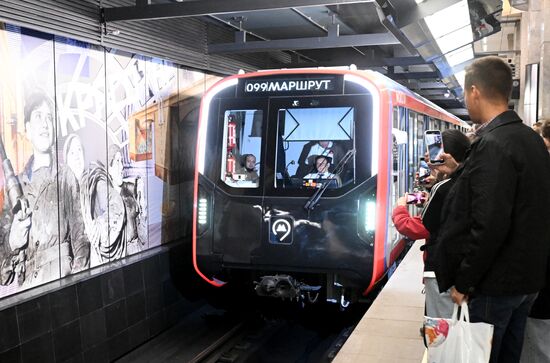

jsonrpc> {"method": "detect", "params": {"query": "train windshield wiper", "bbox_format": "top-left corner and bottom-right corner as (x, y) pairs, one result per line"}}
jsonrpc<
(304, 148), (356, 211)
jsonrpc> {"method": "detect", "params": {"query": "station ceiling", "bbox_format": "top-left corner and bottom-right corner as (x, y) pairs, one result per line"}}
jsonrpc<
(101, 0), (495, 120)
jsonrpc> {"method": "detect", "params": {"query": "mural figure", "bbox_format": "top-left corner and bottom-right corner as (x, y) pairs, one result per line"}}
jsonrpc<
(81, 144), (147, 265)
(0, 92), (90, 287)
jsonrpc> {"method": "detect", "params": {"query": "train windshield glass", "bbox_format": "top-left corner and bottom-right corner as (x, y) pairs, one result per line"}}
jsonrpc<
(220, 109), (263, 188)
(275, 106), (355, 189)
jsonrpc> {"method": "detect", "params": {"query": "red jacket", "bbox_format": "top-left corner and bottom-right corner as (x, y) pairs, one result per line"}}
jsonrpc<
(391, 205), (429, 241)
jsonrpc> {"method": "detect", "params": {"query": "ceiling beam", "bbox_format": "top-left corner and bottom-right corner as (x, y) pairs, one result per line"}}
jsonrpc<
(275, 55), (427, 68)
(103, 0), (375, 22)
(388, 71), (439, 80)
(208, 32), (399, 53)
(446, 108), (469, 116)
(412, 81), (447, 89)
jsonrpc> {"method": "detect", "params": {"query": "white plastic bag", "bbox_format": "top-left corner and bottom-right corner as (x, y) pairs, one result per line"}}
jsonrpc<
(424, 302), (494, 363)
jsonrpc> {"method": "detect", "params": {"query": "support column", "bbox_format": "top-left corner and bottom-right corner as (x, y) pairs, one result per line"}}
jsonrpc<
(538, 0), (550, 119)
(517, 0), (544, 123)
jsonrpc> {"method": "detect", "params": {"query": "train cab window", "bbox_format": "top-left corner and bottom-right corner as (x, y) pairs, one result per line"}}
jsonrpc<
(220, 109), (263, 188)
(274, 106), (355, 189)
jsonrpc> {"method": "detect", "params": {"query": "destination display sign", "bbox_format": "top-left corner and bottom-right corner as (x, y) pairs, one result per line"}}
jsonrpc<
(239, 75), (343, 96)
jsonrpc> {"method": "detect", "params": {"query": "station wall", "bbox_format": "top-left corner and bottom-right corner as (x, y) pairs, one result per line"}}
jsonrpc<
(0, 23), (221, 300)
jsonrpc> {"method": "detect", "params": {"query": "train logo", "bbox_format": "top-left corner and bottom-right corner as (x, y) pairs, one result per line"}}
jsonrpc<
(270, 217), (293, 244)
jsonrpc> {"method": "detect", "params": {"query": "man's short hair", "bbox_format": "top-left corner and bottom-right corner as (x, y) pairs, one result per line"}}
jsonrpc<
(315, 155), (332, 164)
(541, 120), (550, 140)
(465, 56), (512, 103)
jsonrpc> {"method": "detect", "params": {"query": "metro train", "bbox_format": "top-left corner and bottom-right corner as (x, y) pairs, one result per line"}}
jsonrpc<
(192, 67), (468, 306)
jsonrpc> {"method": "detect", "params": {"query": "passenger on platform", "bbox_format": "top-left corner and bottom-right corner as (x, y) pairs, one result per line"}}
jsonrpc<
(532, 121), (543, 135)
(392, 129), (470, 319)
(538, 119), (550, 154)
(521, 118), (550, 362)
(241, 154), (259, 183)
(431, 56), (550, 363)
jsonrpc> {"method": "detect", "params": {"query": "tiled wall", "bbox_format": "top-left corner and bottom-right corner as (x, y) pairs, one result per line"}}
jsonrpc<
(0, 242), (200, 363)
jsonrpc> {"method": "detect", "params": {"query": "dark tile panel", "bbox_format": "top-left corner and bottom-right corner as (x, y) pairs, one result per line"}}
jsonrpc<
(142, 256), (161, 289)
(145, 286), (164, 317)
(108, 330), (129, 362)
(20, 332), (54, 363)
(158, 251), (171, 282)
(126, 291), (146, 327)
(77, 278), (103, 316)
(60, 353), (84, 363)
(127, 320), (149, 349)
(147, 309), (167, 338)
(82, 342), (109, 363)
(123, 262), (144, 296)
(53, 320), (82, 362)
(0, 307), (20, 353)
(16, 295), (51, 344)
(101, 270), (125, 306)
(105, 299), (127, 338)
(49, 285), (79, 329)
(80, 308), (106, 350)
(162, 280), (181, 306)
(0, 346), (21, 363)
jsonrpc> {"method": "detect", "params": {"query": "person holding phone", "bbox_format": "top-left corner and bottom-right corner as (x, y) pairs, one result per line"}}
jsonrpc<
(392, 129), (470, 319)
(431, 56), (550, 363)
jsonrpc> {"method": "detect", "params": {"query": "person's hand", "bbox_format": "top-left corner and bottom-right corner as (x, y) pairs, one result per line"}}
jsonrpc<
(397, 194), (408, 207)
(429, 153), (459, 176)
(450, 286), (468, 305)
(9, 207), (32, 250)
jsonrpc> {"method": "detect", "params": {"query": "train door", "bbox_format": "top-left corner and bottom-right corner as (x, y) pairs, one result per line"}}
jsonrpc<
(408, 110), (417, 189)
(389, 107), (408, 249)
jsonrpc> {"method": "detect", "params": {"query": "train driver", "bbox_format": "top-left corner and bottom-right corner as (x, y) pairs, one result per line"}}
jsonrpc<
(303, 155), (341, 186)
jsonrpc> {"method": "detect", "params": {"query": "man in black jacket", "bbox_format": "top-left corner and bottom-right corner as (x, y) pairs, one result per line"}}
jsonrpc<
(432, 56), (550, 363)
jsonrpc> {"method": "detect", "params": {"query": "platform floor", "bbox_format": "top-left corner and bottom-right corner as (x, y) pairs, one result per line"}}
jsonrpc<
(334, 241), (426, 363)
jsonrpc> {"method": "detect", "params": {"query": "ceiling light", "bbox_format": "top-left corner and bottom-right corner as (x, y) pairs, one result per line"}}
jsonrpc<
(415, 0), (425, 3)
(455, 70), (466, 89)
(424, 0), (470, 39)
(435, 26), (473, 54)
(445, 44), (474, 67)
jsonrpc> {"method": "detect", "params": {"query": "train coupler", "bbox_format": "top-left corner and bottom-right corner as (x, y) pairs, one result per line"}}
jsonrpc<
(254, 275), (321, 301)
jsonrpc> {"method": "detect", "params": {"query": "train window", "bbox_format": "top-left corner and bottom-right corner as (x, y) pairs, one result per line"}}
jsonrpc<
(274, 106), (355, 189)
(416, 114), (425, 161)
(220, 109), (263, 188)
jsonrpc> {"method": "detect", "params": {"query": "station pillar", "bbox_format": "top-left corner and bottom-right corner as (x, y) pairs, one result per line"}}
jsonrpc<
(517, 0), (550, 122)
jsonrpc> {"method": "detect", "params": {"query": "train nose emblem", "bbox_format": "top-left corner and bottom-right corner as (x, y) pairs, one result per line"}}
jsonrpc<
(270, 216), (294, 244)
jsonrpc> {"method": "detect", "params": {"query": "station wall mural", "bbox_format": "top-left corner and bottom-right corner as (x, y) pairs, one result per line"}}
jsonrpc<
(0, 23), (220, 299)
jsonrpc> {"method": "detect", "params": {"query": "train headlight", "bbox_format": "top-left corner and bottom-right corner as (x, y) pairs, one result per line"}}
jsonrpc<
(197, 189), (211, 235)
(198, 198), (208, 225)
(365, 200), (376, 232)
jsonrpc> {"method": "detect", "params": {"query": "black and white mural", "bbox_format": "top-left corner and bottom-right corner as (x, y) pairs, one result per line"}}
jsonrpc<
(0, 24), (220, 298)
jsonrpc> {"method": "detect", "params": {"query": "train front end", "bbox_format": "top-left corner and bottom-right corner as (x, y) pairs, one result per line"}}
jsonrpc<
(193, 71), (390, 305)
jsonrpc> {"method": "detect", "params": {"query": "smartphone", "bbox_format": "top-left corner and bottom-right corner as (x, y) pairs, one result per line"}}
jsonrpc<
(425, 130), (444, 164)
(406, 192), (426, 205)
(418, 159), (431, 182)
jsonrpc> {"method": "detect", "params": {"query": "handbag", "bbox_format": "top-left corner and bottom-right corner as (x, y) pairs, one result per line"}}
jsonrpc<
(424, 302), (494, 363)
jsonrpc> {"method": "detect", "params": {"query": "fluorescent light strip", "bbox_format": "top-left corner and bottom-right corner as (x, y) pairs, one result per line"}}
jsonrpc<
(445, 44), (474, 67)
(424, 0), (470, 39)
(435, 26), (474, 55)
(344, 74), (380, 176)
(197, 78), (238, 174)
